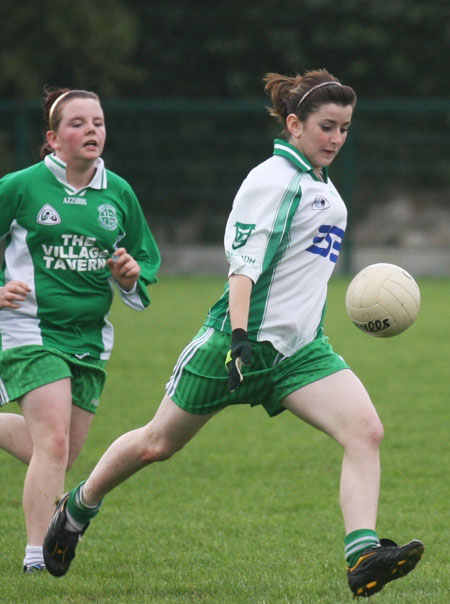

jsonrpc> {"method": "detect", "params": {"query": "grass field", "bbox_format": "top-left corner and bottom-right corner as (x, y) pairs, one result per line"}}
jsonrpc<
(0, 276), (449, 604)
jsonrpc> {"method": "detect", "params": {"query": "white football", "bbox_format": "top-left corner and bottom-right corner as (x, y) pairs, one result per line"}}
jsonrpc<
(345, 263), (421, 337)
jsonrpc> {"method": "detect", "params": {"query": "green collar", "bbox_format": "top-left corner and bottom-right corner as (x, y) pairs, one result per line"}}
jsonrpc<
(273, 139), (328, 183)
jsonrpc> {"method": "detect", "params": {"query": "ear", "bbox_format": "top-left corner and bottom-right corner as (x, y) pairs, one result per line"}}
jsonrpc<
(46, 130), (59, 150)
(286, 113), (303, 139)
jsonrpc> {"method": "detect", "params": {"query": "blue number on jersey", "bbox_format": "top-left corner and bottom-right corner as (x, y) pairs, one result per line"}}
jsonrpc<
(307, 225), (345, 263)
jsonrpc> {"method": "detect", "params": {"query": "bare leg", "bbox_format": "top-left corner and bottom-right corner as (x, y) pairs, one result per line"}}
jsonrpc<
(82, 395), (217, 506)
(0, 412), (33, 463)
(0, 405), (94, 468)
(20, 379), (72, 546)
(282, 369), (383, 533)
(66, 405), (95, 469)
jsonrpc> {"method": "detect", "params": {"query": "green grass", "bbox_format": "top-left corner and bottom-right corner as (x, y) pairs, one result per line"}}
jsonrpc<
(1, 276), (449, 603)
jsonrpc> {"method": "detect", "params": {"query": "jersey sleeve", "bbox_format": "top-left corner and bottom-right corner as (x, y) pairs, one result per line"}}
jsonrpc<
(0, 173), (23, 239)
(224, 166), (302, 283)
(115, 186), (161, 310)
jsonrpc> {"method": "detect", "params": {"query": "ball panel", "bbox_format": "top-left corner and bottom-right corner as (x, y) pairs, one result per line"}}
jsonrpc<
(380, 279), (420, 324)
(384, 272), (421, 312)
(377, 287), (413, 333)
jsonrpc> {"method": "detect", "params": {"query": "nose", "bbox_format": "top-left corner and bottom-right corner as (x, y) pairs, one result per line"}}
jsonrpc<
(330, 129), (345, 147)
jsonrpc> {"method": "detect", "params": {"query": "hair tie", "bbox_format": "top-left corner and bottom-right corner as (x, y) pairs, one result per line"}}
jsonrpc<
(296, 81), (341, 112)
(48, 91), (71, 130)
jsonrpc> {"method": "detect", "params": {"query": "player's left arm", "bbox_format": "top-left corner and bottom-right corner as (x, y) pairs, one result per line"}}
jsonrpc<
(111, 188), (161, 310)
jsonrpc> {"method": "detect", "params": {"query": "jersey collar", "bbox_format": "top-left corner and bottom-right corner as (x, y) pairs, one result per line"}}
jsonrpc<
(44, 153), (108, 195)
(273, 139), (328, 183)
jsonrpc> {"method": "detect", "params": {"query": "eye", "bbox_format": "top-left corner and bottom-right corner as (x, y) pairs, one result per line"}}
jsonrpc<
(321, 125), (332, 132)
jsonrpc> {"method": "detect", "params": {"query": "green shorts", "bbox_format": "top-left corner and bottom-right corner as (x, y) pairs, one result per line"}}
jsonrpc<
(166, 326), (349, 417)
(0, 345), (107, 414)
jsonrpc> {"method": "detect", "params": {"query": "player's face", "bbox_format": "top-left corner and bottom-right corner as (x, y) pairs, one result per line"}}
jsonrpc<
(292, 103), (353, 173)
(51, 98), (106, 165)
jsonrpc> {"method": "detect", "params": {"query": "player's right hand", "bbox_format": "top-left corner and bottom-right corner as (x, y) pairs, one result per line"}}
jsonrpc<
(225, 328), (252, 392)
(0, 281), (31, 309)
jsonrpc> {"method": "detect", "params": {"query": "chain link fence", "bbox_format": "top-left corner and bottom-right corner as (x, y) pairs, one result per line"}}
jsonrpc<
(1, 98), (449, 274)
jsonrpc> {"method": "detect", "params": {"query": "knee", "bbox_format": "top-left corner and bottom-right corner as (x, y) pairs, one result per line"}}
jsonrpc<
(361, 415), (384, 450)
(139, 442), (176, 464)
(138, 426), (180, 465)
(36, 430), (69, 465)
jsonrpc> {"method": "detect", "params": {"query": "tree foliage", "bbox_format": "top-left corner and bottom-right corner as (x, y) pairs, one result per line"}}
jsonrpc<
(0, 0), (143, 98)
(1, 0), (450, 100)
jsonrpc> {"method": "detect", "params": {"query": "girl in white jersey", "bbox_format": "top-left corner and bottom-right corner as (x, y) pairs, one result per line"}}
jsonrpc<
(43, 71), (423, 598)
(0, 88), (160, 573)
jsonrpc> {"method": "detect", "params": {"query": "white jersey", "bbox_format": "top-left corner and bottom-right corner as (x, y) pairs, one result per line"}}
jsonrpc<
(205, 139), (347, 357)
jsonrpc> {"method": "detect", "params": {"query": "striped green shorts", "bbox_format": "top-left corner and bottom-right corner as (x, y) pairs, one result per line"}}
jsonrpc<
(0, 345), (107, 414)
(166, 326), (349, 417)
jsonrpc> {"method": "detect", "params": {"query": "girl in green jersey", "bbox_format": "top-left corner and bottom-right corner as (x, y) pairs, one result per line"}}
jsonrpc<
(0, 88), (160, 572)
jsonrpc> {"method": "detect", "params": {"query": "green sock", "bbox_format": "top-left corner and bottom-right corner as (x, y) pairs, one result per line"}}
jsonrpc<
(345, 529), (380, 568)
(67, 481), (103, 525)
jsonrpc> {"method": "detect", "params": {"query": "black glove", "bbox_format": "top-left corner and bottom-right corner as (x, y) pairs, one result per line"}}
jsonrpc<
(225, 328), (252, 392)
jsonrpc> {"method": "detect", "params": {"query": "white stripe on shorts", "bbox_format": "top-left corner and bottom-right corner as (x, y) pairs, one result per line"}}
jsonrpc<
(166, 327), (215, 397)
(0, 377), (10, 404)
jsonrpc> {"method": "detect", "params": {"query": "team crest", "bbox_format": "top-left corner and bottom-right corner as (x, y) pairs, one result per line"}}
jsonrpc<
(232, 222), (256, 250)
(97, 204), (118, 231)
(36, 204), (61, 225)
(312, 195), (330, 210)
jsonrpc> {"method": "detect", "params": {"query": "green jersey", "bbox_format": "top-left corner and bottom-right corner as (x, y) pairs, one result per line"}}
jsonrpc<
(0, 154), (160, 359)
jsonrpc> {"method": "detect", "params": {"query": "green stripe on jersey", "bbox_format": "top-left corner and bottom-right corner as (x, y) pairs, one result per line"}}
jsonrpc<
(248, 171), (303, 333)
(204, 171), (303, 337)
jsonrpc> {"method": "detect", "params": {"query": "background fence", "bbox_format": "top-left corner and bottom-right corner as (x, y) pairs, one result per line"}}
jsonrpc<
(1, 98), (449, 274)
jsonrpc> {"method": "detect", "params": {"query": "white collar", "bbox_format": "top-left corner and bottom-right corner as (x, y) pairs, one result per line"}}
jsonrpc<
(44, 153), (108, 195)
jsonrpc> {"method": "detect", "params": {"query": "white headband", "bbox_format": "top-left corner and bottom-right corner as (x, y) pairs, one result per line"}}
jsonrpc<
(296, 81), (341, 111)
(48, 91), (72, 130)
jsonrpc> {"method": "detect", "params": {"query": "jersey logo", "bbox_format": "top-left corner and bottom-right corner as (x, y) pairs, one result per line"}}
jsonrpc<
(97, 204), (118, 231)
(232, 222), (256, 249)
(36, 204), (61, 225)
(63, 196), (87, 206)
(307, 224), (345, 263)
(312, 195), (330, 210)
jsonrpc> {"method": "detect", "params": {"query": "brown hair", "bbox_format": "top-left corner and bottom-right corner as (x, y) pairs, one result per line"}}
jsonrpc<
(40, 86), (101, 158)
(263, 69), (356, 134)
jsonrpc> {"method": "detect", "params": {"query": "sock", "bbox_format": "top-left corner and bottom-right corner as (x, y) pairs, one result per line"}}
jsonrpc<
(65, 481), (103, 530)
(345, 529), (380, 568)
(65, 508), (88, 533)
(23, 545), (45, 569)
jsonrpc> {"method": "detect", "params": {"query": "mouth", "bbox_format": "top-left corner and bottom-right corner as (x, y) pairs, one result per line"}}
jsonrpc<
(83, 140), (98, 149)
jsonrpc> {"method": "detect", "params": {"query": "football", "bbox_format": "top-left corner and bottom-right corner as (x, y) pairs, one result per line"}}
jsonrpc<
(345, 263), (421, 337)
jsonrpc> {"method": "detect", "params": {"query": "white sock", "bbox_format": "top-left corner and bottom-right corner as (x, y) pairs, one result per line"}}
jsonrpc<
(77, 484), (100, 509)
(65, 508), (88, 532)
(23, 545), (44, 568)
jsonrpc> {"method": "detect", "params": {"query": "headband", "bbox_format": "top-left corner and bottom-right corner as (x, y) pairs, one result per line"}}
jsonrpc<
(296, 81), (341, 111)
(48, 91), (72, 130)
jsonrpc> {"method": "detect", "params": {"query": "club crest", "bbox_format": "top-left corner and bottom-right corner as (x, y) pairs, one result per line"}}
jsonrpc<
(97, 204), (118, 231)
(232, 222), (256, 250)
